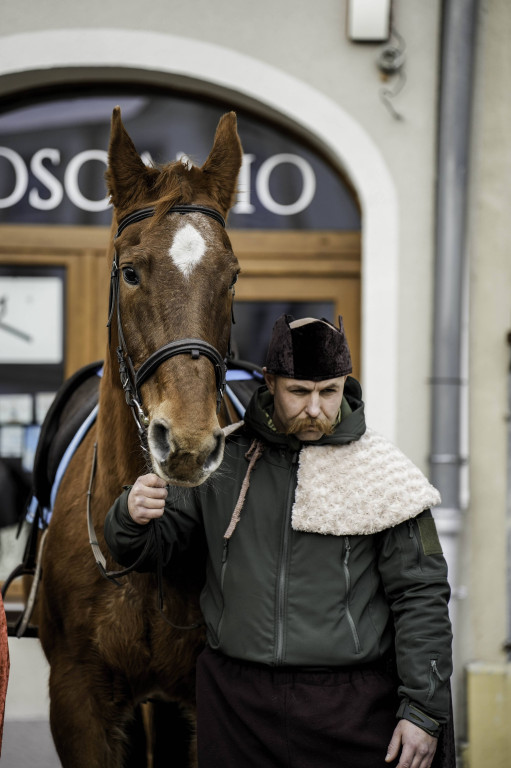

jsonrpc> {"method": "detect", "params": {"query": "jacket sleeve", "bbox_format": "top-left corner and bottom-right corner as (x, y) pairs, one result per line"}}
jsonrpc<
(377, 509), (453, 727)
(104, 486), (202, 573)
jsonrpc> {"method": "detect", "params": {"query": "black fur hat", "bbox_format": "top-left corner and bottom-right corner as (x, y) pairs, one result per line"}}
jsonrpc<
(265, 315), (352, 381)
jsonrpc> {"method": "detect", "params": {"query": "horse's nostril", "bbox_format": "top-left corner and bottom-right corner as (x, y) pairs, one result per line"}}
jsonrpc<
(204, 430), (225, 472)
(149, 420), (173, 463)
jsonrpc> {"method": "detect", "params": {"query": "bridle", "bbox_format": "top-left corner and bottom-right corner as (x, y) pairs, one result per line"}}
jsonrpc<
(87, 203), (232, 627)
(107, 204), (230, 440)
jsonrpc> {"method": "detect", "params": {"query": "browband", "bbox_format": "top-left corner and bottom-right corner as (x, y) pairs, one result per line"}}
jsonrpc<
(115, 204), (226, 238)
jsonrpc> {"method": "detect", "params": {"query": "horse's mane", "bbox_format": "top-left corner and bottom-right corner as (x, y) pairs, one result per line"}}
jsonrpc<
(151, 161), (202, 222)
(105, 158), (192, 220)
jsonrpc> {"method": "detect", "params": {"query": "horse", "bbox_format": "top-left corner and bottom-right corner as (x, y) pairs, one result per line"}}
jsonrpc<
(36, 106), (243, 768)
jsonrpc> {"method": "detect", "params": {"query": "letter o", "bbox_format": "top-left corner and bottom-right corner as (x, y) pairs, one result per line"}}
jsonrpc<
(256, 153), (316, 216)
(0, 147), (28, 208)
(64, 150), (110, 212)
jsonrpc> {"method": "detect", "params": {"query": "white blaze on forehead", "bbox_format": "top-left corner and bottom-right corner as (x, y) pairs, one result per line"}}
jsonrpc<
(169, 222), (206, 277)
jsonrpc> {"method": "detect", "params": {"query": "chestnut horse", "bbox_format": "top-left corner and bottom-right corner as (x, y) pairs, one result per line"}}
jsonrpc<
(37, 107), (243, 767)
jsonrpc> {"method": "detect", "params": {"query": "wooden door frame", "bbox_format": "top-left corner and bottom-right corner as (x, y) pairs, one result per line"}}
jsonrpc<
(229, 230), (361, 376)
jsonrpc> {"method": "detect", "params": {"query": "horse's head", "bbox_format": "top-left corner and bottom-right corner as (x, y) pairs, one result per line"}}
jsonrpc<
(105, 108), (243, 486)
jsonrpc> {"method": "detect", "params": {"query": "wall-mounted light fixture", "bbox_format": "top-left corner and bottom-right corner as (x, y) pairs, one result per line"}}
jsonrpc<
(346, 1), (405, 120)
(347, 0), (393, 43)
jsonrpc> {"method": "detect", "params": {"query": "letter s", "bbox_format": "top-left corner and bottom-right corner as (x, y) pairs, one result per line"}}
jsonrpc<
(29, 148), (64, 210)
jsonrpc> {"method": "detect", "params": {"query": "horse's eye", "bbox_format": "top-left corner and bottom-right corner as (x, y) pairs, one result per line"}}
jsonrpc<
(230, 272), (239, 289)
(122, 267), (139, 285)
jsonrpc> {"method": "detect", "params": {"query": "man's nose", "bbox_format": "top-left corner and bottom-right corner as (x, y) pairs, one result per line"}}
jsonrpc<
(305, 394), (321, 417)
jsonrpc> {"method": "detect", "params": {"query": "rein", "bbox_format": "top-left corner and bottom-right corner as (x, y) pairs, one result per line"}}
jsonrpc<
(107, 204), (228, 440)
(87, 443), (203, 631)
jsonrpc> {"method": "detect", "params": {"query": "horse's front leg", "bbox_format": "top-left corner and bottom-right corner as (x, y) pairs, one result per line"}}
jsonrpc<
(48, 657), (147, 768)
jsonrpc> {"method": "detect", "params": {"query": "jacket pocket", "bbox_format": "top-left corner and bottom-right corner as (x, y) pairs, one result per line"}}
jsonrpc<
(343, 536), (362, 654)
(407, 519), (422, 570)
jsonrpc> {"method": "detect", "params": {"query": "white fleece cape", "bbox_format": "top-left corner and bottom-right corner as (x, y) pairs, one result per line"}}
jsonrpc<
(291, 428), (441, 536)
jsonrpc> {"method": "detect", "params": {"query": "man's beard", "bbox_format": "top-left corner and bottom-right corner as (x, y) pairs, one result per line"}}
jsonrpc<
(285, 415), (334, 436)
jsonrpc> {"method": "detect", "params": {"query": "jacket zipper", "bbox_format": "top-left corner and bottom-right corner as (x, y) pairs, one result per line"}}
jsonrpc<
(274, 450), (299, 665)
(427, 658), (443, 702)
(343, 536), (362, 654)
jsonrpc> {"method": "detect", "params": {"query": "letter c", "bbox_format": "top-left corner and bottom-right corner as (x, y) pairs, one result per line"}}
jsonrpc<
(64, 149), (110, 212)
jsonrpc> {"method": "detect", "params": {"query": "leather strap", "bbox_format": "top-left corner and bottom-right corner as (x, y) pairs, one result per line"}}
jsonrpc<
(397, 701), (441, 737)
(135, 338), (226, 394)
(115, 204), (226, 239)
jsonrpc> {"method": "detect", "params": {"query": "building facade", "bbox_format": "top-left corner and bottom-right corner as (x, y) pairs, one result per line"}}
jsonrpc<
(0, 1), (510, 764)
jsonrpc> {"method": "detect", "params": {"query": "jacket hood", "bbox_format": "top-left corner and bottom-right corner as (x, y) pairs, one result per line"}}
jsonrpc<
(244, 375), (366, 450)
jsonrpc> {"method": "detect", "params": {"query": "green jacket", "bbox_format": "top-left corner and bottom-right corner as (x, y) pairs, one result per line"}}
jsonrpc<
(104, 377), (452, 725)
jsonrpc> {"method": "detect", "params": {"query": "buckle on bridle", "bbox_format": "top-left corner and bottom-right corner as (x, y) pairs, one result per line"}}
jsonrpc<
(116, 346), (150, 433)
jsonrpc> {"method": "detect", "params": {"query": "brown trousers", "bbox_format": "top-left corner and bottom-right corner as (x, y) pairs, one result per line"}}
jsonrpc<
(196, 647), (402, 768)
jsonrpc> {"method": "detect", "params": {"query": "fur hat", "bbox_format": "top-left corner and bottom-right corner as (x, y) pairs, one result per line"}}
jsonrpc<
(265, 315), (352, 381)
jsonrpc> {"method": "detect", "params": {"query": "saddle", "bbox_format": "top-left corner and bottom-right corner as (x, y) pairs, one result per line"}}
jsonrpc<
(225, 358), (264, 416)
(32, 360), (103, 513)
(1, 360), (103, 637)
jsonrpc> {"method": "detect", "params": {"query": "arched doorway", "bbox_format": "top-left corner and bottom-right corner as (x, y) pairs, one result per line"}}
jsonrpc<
(0, 28), (399, 438)
(0, 87), (361, 561)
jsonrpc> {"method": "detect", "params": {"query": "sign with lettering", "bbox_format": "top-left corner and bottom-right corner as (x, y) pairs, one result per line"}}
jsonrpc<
(0, 92), (360, 230)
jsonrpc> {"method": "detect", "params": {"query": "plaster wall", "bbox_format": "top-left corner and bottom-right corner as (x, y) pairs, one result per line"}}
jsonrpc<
(0, 0), (442, 467)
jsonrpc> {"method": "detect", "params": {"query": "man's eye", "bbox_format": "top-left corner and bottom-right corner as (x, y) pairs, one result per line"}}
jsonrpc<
(122, 267), (139, 285)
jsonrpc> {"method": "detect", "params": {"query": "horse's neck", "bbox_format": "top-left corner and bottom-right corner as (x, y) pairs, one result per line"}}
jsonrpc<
(95, 355), (148, 494)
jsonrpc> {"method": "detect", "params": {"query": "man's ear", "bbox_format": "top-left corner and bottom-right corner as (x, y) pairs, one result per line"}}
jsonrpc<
(263, 369), (276, 395)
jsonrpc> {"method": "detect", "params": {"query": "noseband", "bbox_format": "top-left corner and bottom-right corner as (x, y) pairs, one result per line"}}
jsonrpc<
(107, 204), (228, 439)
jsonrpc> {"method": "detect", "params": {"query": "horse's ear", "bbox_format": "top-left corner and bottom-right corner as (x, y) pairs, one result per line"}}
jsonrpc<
(201, 112), (243, 215)
(106, 106), (153, 210)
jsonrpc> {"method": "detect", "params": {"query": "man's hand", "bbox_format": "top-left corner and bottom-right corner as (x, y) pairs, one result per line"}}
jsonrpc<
(127, 473), (168, 525)
(385, 719), (438, 768)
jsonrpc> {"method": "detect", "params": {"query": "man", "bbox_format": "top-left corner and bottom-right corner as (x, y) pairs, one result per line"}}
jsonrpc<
(105, 315), (454, 768)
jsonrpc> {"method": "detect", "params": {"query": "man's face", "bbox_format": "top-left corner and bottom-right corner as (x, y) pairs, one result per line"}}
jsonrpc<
(264, 371), (347, 442)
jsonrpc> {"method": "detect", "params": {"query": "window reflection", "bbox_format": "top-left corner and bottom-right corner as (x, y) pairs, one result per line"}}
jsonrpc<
(231, 301), (334, 367)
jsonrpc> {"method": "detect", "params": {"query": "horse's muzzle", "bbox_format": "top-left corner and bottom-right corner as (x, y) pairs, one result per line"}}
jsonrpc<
(148, 419), (225, 486)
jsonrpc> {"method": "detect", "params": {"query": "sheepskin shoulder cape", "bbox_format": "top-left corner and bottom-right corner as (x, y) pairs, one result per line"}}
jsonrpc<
(292, 428), (441, 536)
